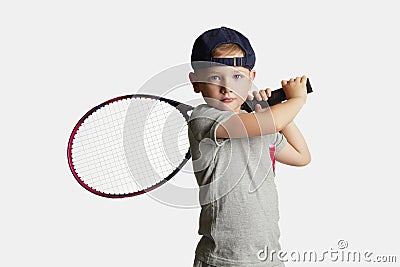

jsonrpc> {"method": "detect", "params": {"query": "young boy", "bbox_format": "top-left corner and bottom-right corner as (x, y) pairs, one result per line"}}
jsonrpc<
(188, 27), (310, 267)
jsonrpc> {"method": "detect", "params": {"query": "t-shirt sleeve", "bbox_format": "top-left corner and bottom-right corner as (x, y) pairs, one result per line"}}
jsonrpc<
(188, 105), (236, 146)
(274, 132), (287, 154)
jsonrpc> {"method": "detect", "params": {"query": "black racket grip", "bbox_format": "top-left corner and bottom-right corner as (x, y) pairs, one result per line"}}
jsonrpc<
(241, 78), (313, 112)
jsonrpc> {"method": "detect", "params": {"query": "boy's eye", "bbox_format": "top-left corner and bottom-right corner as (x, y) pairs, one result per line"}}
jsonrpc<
(233, 74), (243, 79)
(209, 75), (220, 81)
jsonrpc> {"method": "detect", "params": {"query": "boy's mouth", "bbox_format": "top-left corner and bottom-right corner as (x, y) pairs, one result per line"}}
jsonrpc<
(221, 97), (236, 103)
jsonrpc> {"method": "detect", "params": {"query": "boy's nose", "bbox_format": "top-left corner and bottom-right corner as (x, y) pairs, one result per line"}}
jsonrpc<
(220, 85), (232, 94)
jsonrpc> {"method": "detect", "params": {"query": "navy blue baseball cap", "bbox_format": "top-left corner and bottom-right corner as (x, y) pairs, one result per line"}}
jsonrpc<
(191, 26), (256, 70)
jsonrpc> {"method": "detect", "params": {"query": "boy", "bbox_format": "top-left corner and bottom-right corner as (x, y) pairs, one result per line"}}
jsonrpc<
(188, 27), (310, 267)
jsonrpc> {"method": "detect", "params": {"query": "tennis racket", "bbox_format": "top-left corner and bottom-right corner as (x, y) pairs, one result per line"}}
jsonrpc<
(67, 79), (313, 198)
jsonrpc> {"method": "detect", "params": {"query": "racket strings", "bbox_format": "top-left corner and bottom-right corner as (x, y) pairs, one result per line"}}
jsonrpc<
(72, 99), (137, 194)
(124, 98), (189, 189)
(71, 97), (190, 196)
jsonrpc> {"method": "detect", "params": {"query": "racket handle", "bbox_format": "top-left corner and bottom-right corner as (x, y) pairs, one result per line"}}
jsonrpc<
(241, 78), (313, 112)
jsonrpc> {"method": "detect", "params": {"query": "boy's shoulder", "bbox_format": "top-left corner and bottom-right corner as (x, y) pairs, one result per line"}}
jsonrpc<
(190, 104), (235, 121)
(188, 104), (237, 138)
(190, 104), (216, 121)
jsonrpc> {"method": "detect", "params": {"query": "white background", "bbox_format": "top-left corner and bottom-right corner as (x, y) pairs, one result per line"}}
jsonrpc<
(1, 0), (399, 266)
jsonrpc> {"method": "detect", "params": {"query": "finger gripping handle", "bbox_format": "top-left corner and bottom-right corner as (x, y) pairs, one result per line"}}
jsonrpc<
(241, 78), (313, 112)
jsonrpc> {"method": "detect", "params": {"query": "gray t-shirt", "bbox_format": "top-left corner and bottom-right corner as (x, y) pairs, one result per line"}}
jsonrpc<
(188, 104), (287, 267)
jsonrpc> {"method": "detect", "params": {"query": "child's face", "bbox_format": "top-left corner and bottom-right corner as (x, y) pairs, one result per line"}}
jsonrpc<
(190, 66), (256, 112)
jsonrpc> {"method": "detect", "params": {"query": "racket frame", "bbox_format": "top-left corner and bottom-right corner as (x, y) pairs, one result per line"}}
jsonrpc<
(67, 94), (193, 198)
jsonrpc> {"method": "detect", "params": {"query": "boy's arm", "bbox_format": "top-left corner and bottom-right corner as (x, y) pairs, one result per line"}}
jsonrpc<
(275, 121), (311, 166)
(216, 76), (307, 138)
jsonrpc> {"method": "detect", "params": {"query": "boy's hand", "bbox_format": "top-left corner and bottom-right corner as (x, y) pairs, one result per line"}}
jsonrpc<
(282, 75), (307, 103)
(247, 88), (272, 112)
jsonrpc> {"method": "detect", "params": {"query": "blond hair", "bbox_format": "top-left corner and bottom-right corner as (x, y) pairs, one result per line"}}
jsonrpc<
(212, 43), (245, 57)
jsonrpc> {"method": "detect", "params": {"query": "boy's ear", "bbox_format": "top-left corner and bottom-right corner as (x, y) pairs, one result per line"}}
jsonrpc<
(189, 72), (201, 93)
(249, 70), (256, 81)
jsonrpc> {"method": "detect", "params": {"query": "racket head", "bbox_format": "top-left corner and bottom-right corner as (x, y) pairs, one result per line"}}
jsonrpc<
(67, 94), (193, 198)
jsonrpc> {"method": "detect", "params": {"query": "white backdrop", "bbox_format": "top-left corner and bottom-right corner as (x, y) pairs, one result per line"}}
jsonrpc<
(1, 1), (399, 266)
